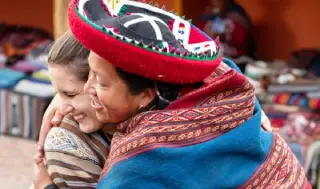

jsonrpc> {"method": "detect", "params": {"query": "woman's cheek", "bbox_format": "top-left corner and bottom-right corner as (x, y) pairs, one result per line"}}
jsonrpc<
(80, 95), (90, 109)
(97, 90), (108, 107)
(71, 96), (82, 110)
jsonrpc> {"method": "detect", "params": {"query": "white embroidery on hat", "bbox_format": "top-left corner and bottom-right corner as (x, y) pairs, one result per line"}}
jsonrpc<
(78, 0), (90, 18)
(123, 13), (167, 41)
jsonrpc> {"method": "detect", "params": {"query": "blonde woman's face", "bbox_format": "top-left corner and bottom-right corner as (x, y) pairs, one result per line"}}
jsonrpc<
(48, 64), (104, 133)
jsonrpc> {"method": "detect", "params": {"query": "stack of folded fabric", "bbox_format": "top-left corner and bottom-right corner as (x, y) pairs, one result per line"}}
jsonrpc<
(0, 24), (53, 140)
(268, 79), (320, 93)
(245, 61), (272, 80)
(262, 104), (300, 128)
(0, 68), (26, 89)
(268, 79), (320, 111)
(13, 79), (54, 98)
(0, 89), (50, 139)
(10, 60), (41, 74)
(0, 67), (49, 139)
(31, 69), (50, 82)
(244, 60), (287, 102)
(1, 68), (53, 139)
(24, 57), (48, 70)
(13, 69), (54, 98)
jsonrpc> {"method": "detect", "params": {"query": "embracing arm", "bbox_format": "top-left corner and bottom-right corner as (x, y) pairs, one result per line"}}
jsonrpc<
(38, 94), (63, 154)
(38, 94), (73, 157)
(44, 125), (103, 188)
(45, 151), (102, 188)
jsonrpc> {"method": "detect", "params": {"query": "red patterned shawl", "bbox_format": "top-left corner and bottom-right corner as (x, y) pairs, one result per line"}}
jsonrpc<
(100, 62), (311, 188)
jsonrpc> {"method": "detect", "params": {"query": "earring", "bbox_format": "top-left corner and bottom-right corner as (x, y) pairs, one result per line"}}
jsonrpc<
(139, 104), (144, 109)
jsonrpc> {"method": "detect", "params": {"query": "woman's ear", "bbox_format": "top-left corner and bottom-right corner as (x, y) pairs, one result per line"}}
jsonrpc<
(139, 88), (156, 108)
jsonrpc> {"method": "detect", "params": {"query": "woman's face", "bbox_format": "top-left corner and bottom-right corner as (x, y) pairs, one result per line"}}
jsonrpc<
(84, 52), (154, 124)
(48, 64), (104, 133)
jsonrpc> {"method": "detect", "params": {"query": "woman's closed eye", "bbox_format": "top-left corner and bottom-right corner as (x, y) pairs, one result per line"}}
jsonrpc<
(61, 92), (77, 98)
(66, 94), (76, 98)
(97, 82), (107, 88)
(96, 77), (109, 88)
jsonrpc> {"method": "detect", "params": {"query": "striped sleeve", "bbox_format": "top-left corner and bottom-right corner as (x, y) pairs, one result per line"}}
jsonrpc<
(44, 127), (103, 189)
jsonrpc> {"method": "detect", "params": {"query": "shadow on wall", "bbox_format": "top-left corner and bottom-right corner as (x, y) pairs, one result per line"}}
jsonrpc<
(254, 0), (295, 61)
(181, 0), (296, 61)
(182, 0), (208, 26)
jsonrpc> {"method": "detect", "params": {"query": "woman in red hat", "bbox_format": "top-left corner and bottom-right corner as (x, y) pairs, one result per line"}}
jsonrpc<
(34, 0), (311, 188)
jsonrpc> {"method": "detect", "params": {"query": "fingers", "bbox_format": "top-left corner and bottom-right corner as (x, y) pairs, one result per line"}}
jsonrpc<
(51, 104), (74, 125)
(33, 160), (53, 189)
(38, 94), (61, 152)
(33, 153), (44, 166)
(261, 111), (273, 132)
(51, 111), (64, 125)
(37, 145), (44, 158)
(38, 112), (54, 154)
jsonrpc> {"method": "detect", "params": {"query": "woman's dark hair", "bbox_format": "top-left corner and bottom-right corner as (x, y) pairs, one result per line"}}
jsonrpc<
(115, 68), (182, 110)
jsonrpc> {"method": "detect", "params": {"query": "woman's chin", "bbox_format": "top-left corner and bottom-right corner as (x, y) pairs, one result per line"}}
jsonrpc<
(79, 123), (99, 133)
(95, 111), (110, 123)
(78, 118), (100, 133)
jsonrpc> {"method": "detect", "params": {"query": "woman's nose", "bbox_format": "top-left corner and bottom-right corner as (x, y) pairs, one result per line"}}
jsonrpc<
(60, 103), (73, 115)
(84, 74), (97, 96)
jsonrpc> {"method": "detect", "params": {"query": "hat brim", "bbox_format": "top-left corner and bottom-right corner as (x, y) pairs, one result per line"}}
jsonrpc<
(68, 0), (222, 83)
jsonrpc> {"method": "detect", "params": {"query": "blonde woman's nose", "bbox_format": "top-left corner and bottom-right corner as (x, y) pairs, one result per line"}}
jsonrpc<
(60, 104), (74, 115)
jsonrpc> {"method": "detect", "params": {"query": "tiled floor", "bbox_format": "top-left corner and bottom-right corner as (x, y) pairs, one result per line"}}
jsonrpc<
(0, 135), (37, 189)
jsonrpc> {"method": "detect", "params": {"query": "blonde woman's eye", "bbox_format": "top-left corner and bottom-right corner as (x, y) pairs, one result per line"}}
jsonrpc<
(66, 94), (76, 98)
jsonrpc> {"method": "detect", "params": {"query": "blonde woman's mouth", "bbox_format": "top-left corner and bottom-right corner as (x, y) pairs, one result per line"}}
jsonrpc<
(74, 113), (87, 122)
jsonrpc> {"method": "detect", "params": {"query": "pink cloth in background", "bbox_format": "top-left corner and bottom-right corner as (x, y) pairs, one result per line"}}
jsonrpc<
(10, 61), (40, 73)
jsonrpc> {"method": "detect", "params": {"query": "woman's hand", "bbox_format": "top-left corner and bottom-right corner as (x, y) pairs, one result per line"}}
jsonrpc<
(33, 153), (53, 189)
(261, 110), (273, 132)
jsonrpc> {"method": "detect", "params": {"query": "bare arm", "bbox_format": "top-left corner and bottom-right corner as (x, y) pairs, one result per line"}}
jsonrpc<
(33, 153), (55, 189)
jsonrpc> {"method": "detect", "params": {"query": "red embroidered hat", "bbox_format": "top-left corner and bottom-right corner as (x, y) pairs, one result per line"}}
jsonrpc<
(68, 0), (222, 83)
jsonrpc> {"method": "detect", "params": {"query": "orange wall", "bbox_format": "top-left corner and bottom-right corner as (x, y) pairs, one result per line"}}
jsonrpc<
(181, 0), (320, 61)
(0, 0), (53, 33)
(238, 0), (320, 61)
(2, 0), (319, 61)
(0, 0), (173, 35)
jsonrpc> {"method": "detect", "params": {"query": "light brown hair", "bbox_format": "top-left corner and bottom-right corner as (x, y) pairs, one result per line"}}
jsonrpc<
(48, 30), (90, 81)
